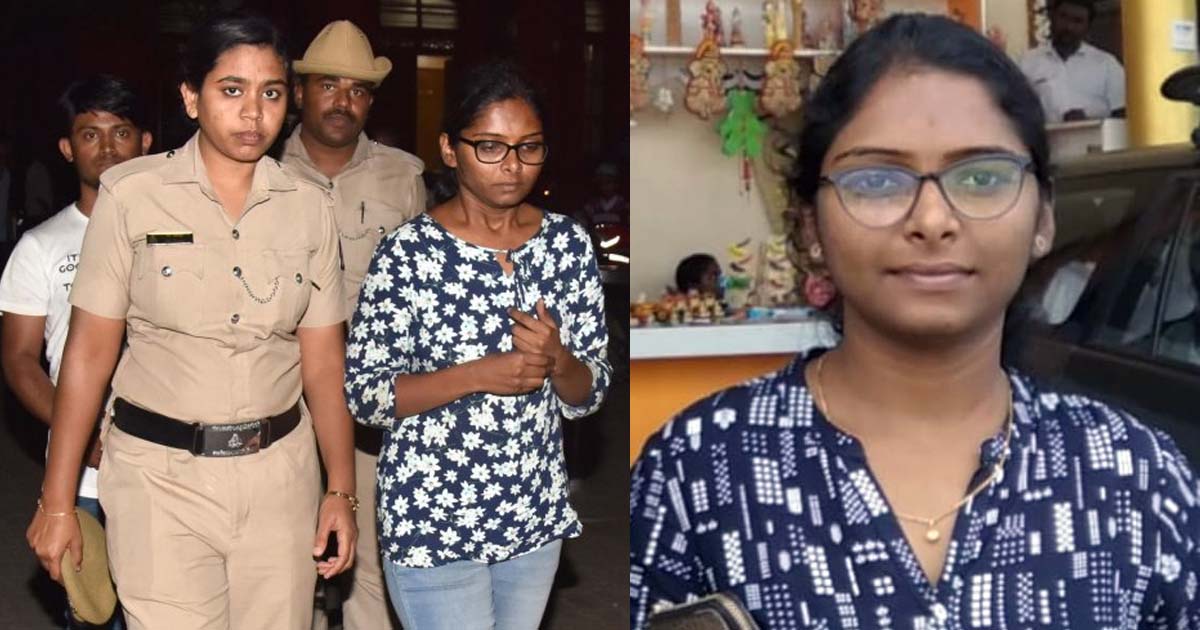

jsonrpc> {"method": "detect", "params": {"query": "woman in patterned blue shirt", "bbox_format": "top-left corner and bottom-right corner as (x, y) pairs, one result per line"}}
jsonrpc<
(630, 14), (1200, 630)
(344, 60), (610, 630)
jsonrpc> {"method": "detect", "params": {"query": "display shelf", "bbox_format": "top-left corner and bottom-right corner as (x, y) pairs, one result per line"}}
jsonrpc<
(643, 44), (840, 57)
(631, 319), (838, 359)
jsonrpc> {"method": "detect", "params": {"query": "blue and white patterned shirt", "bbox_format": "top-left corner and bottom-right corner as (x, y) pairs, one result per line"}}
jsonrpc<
(630, 351), (1200, 629)
(346, 212), (610, 567)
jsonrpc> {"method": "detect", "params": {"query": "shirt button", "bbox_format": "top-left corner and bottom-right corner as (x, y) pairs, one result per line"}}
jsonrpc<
(327, 181), (334, 189)
(295, 273), (303, 284)
(230, 313), (240, 324)
(377, 226), (385, 235)
(232, 228), (240, 240)
(233, 266), (242, 278)
(161, 266), (173, 277)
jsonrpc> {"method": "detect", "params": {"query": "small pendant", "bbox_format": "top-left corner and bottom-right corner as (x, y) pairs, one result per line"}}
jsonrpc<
(924, 527), (941, 543)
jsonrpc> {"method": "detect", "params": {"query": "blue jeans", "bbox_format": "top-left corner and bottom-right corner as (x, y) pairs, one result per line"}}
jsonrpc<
(67, 497), (124, 630)
(383, 539), (562, 630)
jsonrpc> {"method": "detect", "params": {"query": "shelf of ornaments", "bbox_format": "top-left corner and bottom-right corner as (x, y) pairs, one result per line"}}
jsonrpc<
(643, 44), (840, 58)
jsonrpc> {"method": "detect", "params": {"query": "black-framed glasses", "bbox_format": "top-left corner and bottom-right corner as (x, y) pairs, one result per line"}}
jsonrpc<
(818, 154), (1036, 228)
(457, 137), (548, 165)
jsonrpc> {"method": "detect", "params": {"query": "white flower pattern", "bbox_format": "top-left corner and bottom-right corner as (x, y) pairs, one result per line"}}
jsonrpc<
(346, 212), (611, 567)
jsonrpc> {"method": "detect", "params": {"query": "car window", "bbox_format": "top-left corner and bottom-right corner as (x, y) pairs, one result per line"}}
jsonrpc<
(1024, 175), (1150, 328)
(1023, 172), (1198, 356)
(1156, 198), (1200, 366)
(1086, 182), (1197, 357)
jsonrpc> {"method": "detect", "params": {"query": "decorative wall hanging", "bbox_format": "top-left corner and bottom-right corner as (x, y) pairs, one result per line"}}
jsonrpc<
(631, 34), (651, 114)
(654, 86), (677, 114)
(718, 89), (768, 192)
(685, 38), (729, 119)
(759, 40), (805, 118)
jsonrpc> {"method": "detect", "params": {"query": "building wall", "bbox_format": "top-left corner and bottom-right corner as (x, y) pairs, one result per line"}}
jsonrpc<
(630, 112), (776, 298)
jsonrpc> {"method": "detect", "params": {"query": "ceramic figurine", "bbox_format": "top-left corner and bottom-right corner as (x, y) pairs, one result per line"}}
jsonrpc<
(730, 7), (746, 46)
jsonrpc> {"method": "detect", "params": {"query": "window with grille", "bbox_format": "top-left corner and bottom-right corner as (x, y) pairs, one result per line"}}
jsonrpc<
(381, 0), (458, 30)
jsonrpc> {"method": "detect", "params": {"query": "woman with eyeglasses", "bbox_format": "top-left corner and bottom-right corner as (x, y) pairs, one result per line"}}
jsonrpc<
(630, 14), (1200, 630)
(344, 59), (610, 630)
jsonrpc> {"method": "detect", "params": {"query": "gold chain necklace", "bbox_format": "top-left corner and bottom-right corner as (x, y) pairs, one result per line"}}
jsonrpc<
(812, 354), (1014, 544)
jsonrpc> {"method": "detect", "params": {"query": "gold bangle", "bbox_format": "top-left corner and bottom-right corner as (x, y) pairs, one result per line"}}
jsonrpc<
(326, 490), (359, 512)
(36, 499), (74, 518)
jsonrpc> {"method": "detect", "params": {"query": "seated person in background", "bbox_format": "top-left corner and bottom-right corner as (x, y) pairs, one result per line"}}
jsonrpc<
(674, 253), (722, 297)
(1018, 0), (1124, 122)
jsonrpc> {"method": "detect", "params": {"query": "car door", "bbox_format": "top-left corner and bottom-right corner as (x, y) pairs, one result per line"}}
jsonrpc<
(1020, 168), (1200, 463)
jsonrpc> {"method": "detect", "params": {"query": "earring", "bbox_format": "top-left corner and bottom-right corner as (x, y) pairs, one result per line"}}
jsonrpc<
(809, 242), (823, 262)
(1034, 235), (1048, 254)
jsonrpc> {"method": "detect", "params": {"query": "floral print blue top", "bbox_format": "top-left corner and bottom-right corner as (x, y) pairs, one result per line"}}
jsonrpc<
(345, 211), (610, 567)
(630, 351), (1200, 629)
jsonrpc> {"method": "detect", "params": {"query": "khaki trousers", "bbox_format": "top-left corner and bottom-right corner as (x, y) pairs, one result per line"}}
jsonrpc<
(341, 447), (401, 629)
(98, 415), (321, 630)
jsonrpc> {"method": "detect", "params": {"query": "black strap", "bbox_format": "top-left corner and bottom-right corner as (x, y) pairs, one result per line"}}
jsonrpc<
(113, 398), (300, 456)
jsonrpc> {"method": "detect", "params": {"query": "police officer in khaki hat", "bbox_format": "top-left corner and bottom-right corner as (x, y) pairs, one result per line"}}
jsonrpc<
(284, 19), (424, 630)
(27, 12), (358, 630)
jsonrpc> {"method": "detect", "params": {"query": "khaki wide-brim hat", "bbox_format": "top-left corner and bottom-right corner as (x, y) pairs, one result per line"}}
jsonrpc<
(60, 510), (117, 625)
(294, 20), (392, 86)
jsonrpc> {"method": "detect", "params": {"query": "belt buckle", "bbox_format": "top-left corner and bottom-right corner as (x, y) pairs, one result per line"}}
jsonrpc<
(201, 420), (264, 457)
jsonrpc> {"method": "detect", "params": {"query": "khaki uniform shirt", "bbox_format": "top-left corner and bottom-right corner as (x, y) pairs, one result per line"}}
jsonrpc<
(281, 127), (425, 320)
(70, 133), (345, 424)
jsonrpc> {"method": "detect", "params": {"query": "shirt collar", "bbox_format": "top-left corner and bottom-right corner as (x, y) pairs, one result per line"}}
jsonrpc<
(162, 131), (296, 194)
(1042, 40), (1095, 61)
(283, 124), (372, 175)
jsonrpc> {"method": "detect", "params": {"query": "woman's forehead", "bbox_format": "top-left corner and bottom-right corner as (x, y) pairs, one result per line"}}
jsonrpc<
(828, 68), (1026, 162)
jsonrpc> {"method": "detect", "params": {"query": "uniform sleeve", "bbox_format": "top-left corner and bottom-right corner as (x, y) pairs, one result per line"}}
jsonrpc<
(557, 222), (611, 419)
(298, 195), (347, 328)
(0, 231), (50, 315)
(69, 186), (132, 319)
(344, 232), (418, 430)
(1106, 56), (1126, 113)
(630, 432), (709, 629)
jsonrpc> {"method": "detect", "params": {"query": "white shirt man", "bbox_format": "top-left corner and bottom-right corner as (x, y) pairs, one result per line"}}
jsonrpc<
(1019, 41), (1125, 123)
(0, 203), (94, 492)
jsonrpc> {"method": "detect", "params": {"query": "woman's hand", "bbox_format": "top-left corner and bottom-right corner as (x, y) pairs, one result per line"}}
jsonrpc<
(471, 350), (552, 395)
(313, 494), (358, 579)
(27, 508), (82, 584)
(509, 299), (569, 375)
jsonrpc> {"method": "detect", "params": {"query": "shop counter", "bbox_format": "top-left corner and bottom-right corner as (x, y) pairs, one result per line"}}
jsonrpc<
(629, 319), (838, 463)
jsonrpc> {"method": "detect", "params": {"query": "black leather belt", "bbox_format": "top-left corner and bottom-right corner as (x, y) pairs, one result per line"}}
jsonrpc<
(113, 398), (301, 457)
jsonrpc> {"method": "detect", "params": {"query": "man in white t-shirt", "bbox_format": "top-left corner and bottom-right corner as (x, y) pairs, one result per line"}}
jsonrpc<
(0, 75), (150, 630)
(1019, 0), (1125, 123)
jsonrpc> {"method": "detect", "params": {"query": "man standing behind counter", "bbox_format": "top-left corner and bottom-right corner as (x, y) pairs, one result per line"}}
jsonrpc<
(282, 19), (425, 630)
(1019, 0), (1125, 122)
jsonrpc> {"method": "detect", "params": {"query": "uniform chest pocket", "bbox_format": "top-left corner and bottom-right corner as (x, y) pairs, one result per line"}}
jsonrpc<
(260, 249), (312, 329)
(133, 244), (206, 331)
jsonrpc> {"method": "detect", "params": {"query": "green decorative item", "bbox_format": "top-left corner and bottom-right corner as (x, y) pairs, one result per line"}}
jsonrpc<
(718, 89), (768, 159)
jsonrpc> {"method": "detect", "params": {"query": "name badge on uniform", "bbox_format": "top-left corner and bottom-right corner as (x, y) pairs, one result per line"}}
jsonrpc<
(146, 232), (194, 245)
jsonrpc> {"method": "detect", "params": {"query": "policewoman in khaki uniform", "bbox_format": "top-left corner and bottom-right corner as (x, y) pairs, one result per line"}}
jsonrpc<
(280, 20), (424, 630)
(27, 13), (358, 630)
